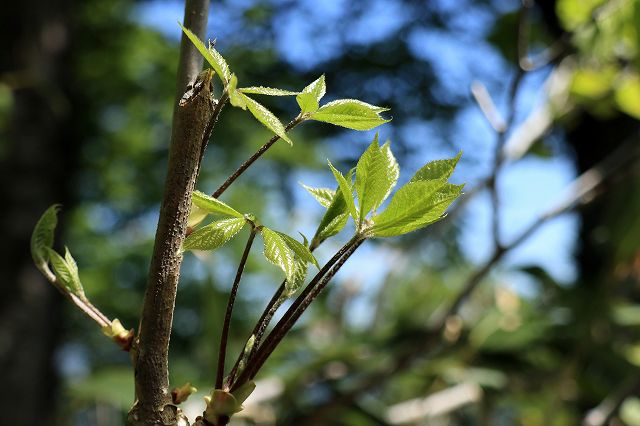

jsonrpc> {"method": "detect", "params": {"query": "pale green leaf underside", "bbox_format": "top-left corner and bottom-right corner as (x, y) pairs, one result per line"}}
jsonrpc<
(192, 190), (243, 218)
(30, 204), (60, 273)
(187, 205), (209, 228)
(46, 247), (84, 296)
(179, 23), (231, 83)
(240, 93), (293, 145)
(311, 99), (390, 130)
(274, 231), (318, 268)
(239, 86), (299, 96)
(302, 184), (335, 208)
(284, 257), (309, 298)
(371, 181), (464, 237)
(329, 161), (358, 222)
(355, 135), (399, 218)
(261, 227), (296, 283)
(410, 151), (462, 183)
(183, 217), (247, 251)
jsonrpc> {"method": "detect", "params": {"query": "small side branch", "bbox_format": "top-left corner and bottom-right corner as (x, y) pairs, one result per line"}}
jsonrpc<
(216, 228), (257, 389)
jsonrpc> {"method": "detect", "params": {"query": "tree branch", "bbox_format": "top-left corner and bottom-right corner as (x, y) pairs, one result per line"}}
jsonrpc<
(129, 1), (213, 424)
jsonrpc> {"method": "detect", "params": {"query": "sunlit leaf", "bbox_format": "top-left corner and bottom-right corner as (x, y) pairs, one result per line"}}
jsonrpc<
(371, 181), (464, 237)
(192, 190), (244, 218)
(409, 151), (462, 183)
(301, 184), (335, 208)
(261, 227), (296, 283)
(183, 217), (247, 251)
(274, 231), (318, 268)
(283, 257), (309, 298)
(179, 23), (231, 83)
(239, 86), (299, 96)
(240, 93), (293, 145)
(297, 75), (326, 113)
(329, 161), (358, 222)
(311, 99), (390, 130)
(355, 134), (399, 218)
(30, 204), (60, 275)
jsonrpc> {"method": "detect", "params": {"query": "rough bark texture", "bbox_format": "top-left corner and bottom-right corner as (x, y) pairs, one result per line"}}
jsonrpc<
(0, 0), (77, 424)
(128, 1), (212, 424)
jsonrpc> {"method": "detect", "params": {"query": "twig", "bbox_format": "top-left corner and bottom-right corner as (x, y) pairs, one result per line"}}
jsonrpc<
(212, 116), (304, 198)
(216, 227), (257, 389)
(232, 237), (364, 389)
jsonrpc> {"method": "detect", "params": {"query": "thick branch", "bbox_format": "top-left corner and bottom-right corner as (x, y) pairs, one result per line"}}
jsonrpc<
(130, 1), (212, 424)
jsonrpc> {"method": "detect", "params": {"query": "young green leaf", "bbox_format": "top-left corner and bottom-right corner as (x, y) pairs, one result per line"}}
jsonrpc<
(240, 93), (293, 145)
(409, 151), (462, 183)
(371, 181), (464, 237)
(297, 75), (326, 113)
(355, 135), (399, 219)
(239, 86), (299, 96)
(274, 231), (318, 268)
(187, 204), (209, 228)
(45, 247), (84, 297)
(311, 99), (390, 130)
(261, 227), (296, 283)
(30, 204), (60, 275)
(328, 161), (358, 222)
(192, 190), (244, 218)
(301, 184), (335, 208)
(183, 217), (247, 251)
(310, 186), (350, 249)
(179, 23), (231, 84)
(228, 74), (247, 109)
(283, 257), (309, 298)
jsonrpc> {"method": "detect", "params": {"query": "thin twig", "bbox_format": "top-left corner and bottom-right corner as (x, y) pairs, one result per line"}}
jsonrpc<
(216, 227), (257, 389)
(212, 116), (304, 198)
(234, 237), (364, 389)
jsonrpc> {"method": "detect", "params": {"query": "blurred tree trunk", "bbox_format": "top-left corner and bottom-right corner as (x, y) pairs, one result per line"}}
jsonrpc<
(0, 0), (80, 424)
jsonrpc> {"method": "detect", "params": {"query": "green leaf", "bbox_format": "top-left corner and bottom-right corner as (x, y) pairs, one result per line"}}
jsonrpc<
(297, 75), (326, 113)
(261, 227), (296, 283)
(310, 187), (350, 248)
(228, 74), (247, 109)
(239, 86), (299, 96)
(301, 184), (335, 208)
(284, 257), (309, 298)
(311, 99), (390, 130)
(355, 134), (399, 218)
(63, 247), (84, 297)
(179, 23), (231, 84)
(192, 190), (244, 218)
(274, 231), (318, 268)
(371, 181), (464, 237)
(328, 161), (358, 223)
(410, 151), (462, 183)
(187, 205), (209, 228)
(30, 204), (60, 275)
(183, 217), (247, 251)
(46, 247), (84, 296)
(240, 93), (293, 145)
